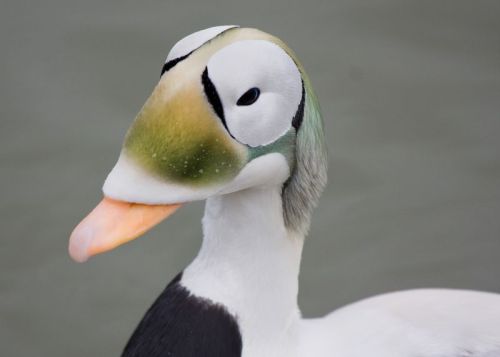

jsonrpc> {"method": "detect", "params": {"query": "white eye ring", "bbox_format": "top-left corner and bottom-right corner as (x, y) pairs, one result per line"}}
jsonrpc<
(207, 40), (302, 147)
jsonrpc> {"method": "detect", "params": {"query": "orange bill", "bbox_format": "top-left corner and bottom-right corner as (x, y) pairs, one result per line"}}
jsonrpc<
(69, 197), (180, 262)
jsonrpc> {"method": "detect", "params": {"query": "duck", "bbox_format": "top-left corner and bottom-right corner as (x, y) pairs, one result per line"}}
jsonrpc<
(69, 25), (500, 357)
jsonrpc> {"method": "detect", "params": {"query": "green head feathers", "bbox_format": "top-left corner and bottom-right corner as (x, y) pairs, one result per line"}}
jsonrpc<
(114, 26), (327, 233)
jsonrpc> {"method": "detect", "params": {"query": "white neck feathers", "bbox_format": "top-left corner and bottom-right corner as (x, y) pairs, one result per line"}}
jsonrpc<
(181, 185), (304, 356)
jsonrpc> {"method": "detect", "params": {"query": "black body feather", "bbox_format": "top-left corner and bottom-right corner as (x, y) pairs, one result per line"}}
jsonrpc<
(122, 273), (242, 357)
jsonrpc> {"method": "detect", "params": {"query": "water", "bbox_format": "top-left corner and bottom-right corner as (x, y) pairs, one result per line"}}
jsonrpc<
(1, 0), (499, 355)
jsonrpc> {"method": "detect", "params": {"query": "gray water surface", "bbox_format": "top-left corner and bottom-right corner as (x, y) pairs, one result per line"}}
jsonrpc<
(1, 0), (500, 355)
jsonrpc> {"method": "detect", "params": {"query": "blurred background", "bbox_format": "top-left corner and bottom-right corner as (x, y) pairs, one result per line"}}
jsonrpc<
(1, 0), (499, 355)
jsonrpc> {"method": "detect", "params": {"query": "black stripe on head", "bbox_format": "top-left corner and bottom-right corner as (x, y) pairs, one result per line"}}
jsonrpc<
(292, 80), (305, 131)
(202, 68), (234, 138)
(161, 51), (192, 76)
(161, 27), (240, 77)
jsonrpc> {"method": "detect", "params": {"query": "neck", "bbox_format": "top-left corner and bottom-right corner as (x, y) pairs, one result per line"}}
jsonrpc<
(182, 185), (304, 355)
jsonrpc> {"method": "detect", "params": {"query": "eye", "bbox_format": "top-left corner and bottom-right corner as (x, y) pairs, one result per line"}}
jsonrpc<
(236, 87), (260, 106)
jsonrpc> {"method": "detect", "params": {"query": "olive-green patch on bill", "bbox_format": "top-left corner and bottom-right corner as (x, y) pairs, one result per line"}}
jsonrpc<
(123, 83), (247, 186)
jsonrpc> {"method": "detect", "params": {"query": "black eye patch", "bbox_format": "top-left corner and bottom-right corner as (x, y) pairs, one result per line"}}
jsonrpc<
(201, 68), (236, 140)
(161, 51), (192, 76)
(236, 87), (260, 106)
(291, 81), (305, 130)
(202, 68), (225, 120)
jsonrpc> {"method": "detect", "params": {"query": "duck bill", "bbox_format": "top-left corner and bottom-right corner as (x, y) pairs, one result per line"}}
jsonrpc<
(69, 197), (180, 262)
(68, 57), (247, 263)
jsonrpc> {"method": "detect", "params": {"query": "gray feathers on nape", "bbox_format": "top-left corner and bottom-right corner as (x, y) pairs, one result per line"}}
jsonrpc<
(282, 77), (328, 236)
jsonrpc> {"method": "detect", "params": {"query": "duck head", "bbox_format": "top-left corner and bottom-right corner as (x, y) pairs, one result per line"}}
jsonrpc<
(69, 26), (327, 262)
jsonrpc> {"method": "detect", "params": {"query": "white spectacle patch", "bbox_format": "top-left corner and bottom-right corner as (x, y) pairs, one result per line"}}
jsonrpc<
(207, 40), (302, 147)
(165, 25), (238, 62)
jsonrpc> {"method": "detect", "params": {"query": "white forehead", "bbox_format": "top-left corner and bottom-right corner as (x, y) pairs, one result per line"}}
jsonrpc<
(166, 25), (238, 62)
